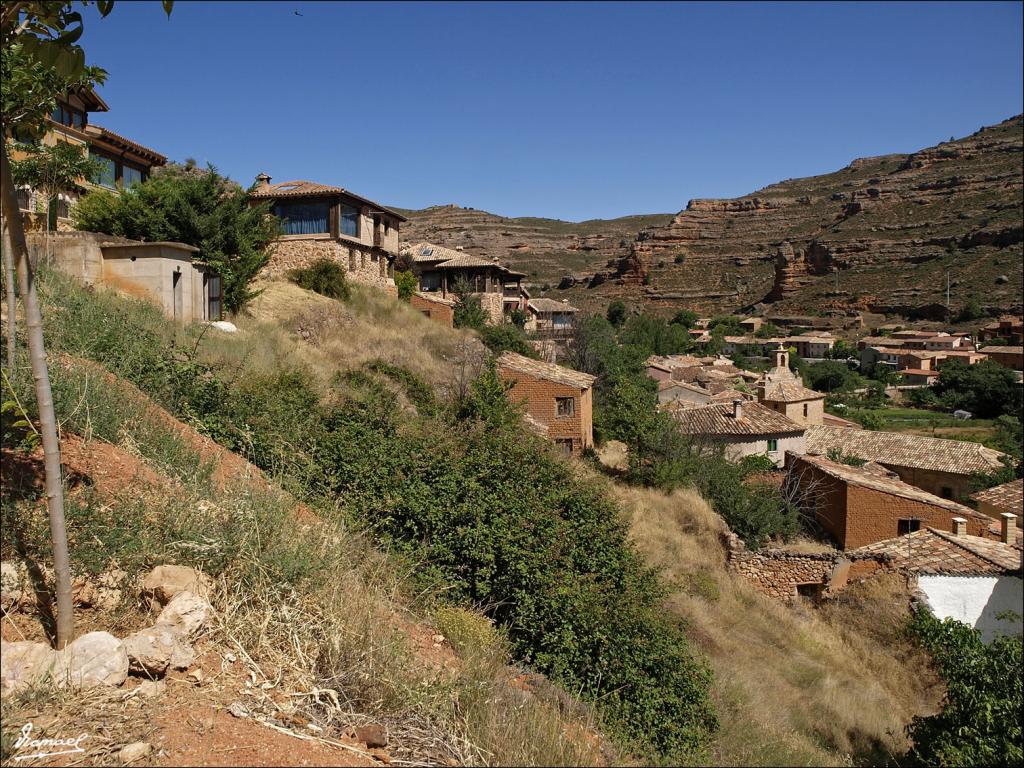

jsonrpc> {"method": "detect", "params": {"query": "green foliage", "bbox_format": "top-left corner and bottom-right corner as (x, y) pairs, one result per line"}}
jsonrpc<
(851, 409), (884, 430)
(9, 142), (101, 221)
(479, 324), (535, 358)
(754, 322), (783, 339)
(606, 299), (627, 328)
(619, 314), (692, 356)
(452, 279), (488, 330)
(933, 360), (1022, 419)
(906, 609), (1022, 767)
(955, 295), (986, 323)
(364, 359), (437, 416)
(73, 163), (277, 313)
(826, 448), (866, 467)
(394, 269), (417, 302)
(290, 258), (350, 301)
(669, 309), (699, 329)
(508, 308), (528, 329)
(708, 315), (744, 336)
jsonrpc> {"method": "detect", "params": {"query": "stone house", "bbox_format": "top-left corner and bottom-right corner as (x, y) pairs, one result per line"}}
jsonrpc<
(525, 298), (579, 335)
(252, 176), (405, 291)
(496, 352), (595, 456)
(409, 292), (455, 327)
(979, 345), (1024, 371)
(786, 452), (998, 550)
(804, 424), (1008, 501)
(978, 316), (1023, 345)
(668, 399), (806, 468)
(756, 345), (825, 426)
(402, 242), (527, 324)
(9, 87), (166, 231)
(851, 517), (1021, 642)
(26, 231), (219, 322)
(658, 379), (713, 407)
(972, 479), (1023, 529)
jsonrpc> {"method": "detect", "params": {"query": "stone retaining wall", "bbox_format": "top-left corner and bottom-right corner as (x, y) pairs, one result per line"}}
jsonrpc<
(264, 237), (395, 291)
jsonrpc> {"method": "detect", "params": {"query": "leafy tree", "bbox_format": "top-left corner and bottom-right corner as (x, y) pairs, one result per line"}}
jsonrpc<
(669, 308), (699, 329)
(289, 258), (349, 300)
(955, 295), (985, 323)
(933, 360), (1021, 419)
(479, 323), (535, 358)
(754, 321), (783, 339)
(451, 277), (487, 330)
(802, 360), (861, 393)
(619, 313), (692, 356)
(606, 298), (627, 328)
(9, 141), (100, 231)
(508, 307), (527, 329)
(73, 164), (276, 312)
(394, 269), (416, 301)
(907, 609), (1022, 767)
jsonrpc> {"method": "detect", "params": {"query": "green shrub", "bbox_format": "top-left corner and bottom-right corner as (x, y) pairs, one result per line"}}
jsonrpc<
(479, 324), (535, 358)
(451, 279), (488, 330)
(606, 299), (627, 328)
(394, 269), (417, 302)
(290, 259), (350, 301)
(907, 609), (1022, 766)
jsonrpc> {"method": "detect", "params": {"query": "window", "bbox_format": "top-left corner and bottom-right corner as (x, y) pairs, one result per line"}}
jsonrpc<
(16, 188), (31, 211)
(273, 201), (330, 235)
(91, 151), (117, 188)
(341, 204), (359, 237)
(803, 403), (809, 418)
(555, 438), (574, 455)
(940, 487), (953, 500)
(897, 518), (921, 536)
(555, 397), (575, 418)
(420, 272), (441, 291)
(796, 583), (820, 601)
(767, 438), (778, 452)
(122, 165), (143, 189)
(207, 274), (222, 321)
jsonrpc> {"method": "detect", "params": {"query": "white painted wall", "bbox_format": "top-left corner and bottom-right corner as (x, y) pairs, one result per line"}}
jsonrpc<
(918, 575), (1023, 643)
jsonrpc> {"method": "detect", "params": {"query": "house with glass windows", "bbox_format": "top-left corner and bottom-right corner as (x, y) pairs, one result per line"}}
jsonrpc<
(8, 87), (166, 231)
(251, 174), (406, 291)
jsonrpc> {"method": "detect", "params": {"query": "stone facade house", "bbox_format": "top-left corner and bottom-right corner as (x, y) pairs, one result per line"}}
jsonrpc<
(786, 453), (999, 550)
(972, 479), (1023, 529)
(402, 242), (527, 324)
(525, 298), (579, 336)
(979, 345), (1024, 371)
(252, 176), (405, 291)
(9, 88), (166, 231)
(668, 399), (806, 468)
(804, 424), (1008, 501)
(26, 231), (220, 323)
(496, 352), (595, 456)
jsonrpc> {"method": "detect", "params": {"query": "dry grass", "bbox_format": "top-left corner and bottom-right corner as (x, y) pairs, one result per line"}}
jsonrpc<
(619, 485), (942, 767)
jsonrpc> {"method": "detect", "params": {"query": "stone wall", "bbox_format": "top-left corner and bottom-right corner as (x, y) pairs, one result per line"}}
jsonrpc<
(478, 291), (504, 325)
(263, 237), (395, 291)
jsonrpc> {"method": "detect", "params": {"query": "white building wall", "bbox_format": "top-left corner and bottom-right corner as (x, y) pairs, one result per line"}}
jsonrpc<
(918, 575), (1023, 643)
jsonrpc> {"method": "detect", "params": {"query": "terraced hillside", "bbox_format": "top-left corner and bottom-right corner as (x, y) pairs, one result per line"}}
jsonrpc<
(582, 114), (1024, 317)
(393, 204), (673, 289)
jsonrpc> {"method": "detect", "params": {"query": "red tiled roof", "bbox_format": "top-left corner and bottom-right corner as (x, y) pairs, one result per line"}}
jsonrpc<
(497, 352), (596, 389)
(972, 478), (1024, 514)
(84, 124), (165, 164)
(669, 401), (804, 437)
(852, 528), (1021, 575)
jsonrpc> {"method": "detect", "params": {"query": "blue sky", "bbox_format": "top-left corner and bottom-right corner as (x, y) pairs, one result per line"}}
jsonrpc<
(78, 1), (1022, 220)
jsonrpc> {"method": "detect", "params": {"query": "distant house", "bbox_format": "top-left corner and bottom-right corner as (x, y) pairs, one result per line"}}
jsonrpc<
(978, 316), (1023, 345)
(409, 292), (456, 327)
(496, 352), (596, 456)
(979, 345), (1024, 371)
(804, 425), (1008, 501)
(525, 298), (578, 335)
(669, 399), (805, 468)
(757, 345), (825, 426)
(972, 479), (1024, 529)
(851, 517), (1021, 642)
(786, 453), (997, 550)
(739, 317), (763, 333)
(9, 87), (166, 231)
(251, 175), (406, 291)
(27, 231), (220, 322)
(785, 333), (836, 360)
(658, 379), (714, 407)
(402, 242), (527, 324)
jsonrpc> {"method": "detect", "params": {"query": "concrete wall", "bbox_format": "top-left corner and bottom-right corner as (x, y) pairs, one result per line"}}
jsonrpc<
(497, 367), (593, 455)
(918, 575), (1023, 643)
(264, 238), (395, 290)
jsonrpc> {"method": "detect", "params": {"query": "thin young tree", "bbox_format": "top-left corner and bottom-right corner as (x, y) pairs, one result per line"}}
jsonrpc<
(0, 0), (172, 648)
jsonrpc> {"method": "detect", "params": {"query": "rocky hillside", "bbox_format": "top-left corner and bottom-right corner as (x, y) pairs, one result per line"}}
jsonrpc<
(578, 115), (1024, 317)
(393, 204), (673, 289)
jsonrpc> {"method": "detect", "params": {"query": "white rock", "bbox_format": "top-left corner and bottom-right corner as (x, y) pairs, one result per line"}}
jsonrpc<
(123, 623), (194, 677)
(136, 679), (166, 698)
(53, 631), (128, 689)
(0, 640), (56, 692)
(119, 741), (152, 764)
(156, 591), (211, 638)
(142, 565), (212, 606)
(209, 320), (238, 333)
(1, 562), (22, 612)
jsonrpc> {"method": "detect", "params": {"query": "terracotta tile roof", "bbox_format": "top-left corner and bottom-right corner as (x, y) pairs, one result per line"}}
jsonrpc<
(972, 478), (1024, 514)
(497, 352), (596, 390)
(795, 453), (987, 521)
(852, 528), (1022, 575)
(760, 380), (825, 403)
(84, 124), (165, 164)
(529, 298), (579, 314)
(900, 368), (941, 377)
(805, 425), (1007, 476)
(402, 241), (521, 272)
(251, 180), (407, 220)
(979, 345), (1024, 355)
(710, 388), (751, 402)
(413, 291), (456, 307)
(669, 401), (805, 437)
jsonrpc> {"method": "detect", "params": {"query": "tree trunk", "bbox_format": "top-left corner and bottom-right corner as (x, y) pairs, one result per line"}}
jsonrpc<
(2, 215), (16, 375)
(0, 135), (74, 648)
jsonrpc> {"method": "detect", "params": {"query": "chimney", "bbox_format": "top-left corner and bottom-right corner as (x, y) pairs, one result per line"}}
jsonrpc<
(1001, 513), (1017, 545)
(951, 517), (967, 536)
(255, 172), (271, 190)
(732, 399), (743, 420)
